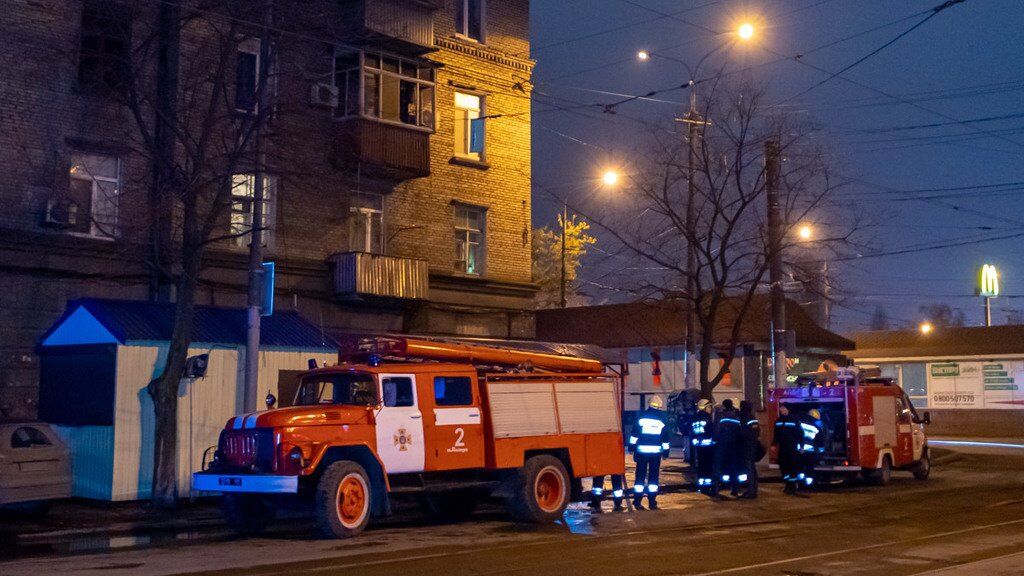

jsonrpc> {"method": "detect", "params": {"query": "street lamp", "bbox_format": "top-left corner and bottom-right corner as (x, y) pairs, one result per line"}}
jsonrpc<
(637, 49), (650, 61)
(919, 322), (934, 335)
(560, 171), (620, 308)
(737, 22), (755, 41)
(798, 224), (813, 241)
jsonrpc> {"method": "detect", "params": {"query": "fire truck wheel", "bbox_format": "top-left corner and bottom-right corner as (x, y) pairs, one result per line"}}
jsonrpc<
(507, 455), (570, 523)
(316, 461), (372, 538)
(912, 450), (931, 480)
(221, 494), (276, 535)
(418, 490), (481, 523)
(864, 454), (893, 486)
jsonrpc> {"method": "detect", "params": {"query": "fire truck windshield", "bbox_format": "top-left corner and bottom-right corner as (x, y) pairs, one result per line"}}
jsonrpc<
(295, 373), (378, 406)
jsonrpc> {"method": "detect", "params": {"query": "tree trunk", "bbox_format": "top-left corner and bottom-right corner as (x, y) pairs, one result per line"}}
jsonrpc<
(147, 239), (202, 510)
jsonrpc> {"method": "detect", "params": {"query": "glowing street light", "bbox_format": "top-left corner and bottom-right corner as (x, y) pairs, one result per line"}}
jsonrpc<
(798, 224), (813, 240)
(637, 49), (650, 61)
(919, 322), (934, 335)
(737, 22), (755, 41)
(602, 169), (620, 186)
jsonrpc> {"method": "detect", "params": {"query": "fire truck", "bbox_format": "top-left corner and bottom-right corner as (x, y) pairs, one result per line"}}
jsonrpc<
(767, 367), (932, 485)
(192, 337), (624, 538)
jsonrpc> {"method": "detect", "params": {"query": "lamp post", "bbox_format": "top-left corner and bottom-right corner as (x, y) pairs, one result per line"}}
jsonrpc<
(560, 171), (619, 308)
(638, 23), (756, 391)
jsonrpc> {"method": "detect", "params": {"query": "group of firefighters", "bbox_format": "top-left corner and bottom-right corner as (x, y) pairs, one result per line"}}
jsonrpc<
(590, 395), (825, 511)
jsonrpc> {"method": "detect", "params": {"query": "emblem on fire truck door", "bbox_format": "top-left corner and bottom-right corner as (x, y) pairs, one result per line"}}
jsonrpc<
(394, 427), (413, 451)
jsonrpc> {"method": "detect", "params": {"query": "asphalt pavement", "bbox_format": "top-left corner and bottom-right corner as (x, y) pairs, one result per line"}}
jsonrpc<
(1, 443), (1022, 576)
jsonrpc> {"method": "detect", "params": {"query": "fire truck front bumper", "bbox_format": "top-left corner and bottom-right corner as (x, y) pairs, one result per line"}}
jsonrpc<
(192, 472), (299, 494)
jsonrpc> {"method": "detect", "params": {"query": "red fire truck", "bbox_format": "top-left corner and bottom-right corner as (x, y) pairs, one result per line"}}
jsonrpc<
(193, 337), (624, 538)
(767, 367), (932, 485)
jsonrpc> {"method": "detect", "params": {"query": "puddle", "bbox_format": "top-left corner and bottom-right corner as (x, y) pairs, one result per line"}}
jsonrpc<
(3, 529), (223, 560)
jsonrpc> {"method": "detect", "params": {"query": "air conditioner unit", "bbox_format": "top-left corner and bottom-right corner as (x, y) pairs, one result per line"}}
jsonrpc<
(309, 82), (339, 108)
(43, 198), (78, 228)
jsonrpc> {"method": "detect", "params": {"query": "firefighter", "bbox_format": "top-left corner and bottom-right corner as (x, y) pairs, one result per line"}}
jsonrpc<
(738, 400), (761, 499)
(589, 474), (625, 512)
(628, 394), (670, 510)
(798, 408), (824, 489)
(690, 398), (716, 493)
(713, 399), (743, 496)
(773, 403), (803, 495)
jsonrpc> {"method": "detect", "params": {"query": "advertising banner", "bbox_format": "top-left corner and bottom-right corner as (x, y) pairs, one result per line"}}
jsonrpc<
(926, 360), (1024, 409)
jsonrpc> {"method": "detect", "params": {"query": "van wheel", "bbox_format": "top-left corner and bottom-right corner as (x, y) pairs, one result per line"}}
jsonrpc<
(221, 494), (276, 535)
(864, 454), (893, 486)
(507, 455), (570, 523)
(419, 490), (480, 523)
(316, 461), (372, 538)
(912, 449), (931, 480)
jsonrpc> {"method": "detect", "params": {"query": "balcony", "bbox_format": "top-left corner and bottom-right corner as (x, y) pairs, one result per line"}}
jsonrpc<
(331, 252), (429, 300)
(339, 0), (440, 54)
(333, 118), (431, 179)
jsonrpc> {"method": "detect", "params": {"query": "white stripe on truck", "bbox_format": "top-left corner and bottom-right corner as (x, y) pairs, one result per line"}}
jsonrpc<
(434, 407), (482, 426)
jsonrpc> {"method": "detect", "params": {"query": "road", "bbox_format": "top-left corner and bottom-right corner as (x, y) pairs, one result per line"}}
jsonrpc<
(2, 446), (1023, 576)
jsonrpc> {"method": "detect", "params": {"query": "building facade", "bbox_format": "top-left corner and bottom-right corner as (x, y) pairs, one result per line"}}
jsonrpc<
(849, 325), (1024, 437)
(0, 0), (536, 419)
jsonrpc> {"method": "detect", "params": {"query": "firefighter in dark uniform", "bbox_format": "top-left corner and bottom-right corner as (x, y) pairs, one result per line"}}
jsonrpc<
(738, 400), (761, 499)
(589, 474), (625, 512)
(628, 394), (670, 510)
(772, 403), (802, 495)
(690, 398), (716, 493)
(713, 399), (743, 496)
(798, 408), (824, 489)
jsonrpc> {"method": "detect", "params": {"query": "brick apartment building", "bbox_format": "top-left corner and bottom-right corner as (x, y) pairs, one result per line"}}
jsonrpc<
(0, 0), (536, 419)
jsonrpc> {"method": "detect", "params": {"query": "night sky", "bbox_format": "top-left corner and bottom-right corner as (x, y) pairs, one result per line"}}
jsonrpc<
(528, 0), (1024, 332)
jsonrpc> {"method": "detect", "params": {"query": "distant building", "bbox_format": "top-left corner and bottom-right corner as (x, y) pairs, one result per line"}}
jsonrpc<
(848, 325), (1024, 437)
(0, 0), (536, 418)
(536, 296), (853, 411)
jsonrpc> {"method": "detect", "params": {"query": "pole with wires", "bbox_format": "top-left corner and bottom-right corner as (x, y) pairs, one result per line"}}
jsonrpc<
(244, 0), (273, 413)
(560, 200), (568, 308)
(680, 81), (709, 393)
(765, 138), (787, 390)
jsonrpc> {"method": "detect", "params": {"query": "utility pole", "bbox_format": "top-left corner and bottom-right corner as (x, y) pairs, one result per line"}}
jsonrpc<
(244, 0), (273, 412)
(559, 200), (568, 308)
(680, 81), (709, 392)
(765, 138), (787, 390)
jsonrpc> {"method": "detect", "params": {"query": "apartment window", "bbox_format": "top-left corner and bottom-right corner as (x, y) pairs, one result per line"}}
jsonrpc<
(235, 39), (260, 113)
(78, 4), (131, 91)
(67, 153), (120, 238)
(454, 92), (484, 160)
(333, 50), (435, 129)
(349, 193), (384, 253)
(454, 204), (485, 275)
(456, 0), (485, 42)
(230, 174), (276, 248)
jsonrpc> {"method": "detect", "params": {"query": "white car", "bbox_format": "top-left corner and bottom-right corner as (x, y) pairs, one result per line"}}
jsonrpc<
(0, 421), (72, 515)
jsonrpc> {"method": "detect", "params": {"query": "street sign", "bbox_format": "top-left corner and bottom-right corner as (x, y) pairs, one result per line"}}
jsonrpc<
(261, 261), (275, 316)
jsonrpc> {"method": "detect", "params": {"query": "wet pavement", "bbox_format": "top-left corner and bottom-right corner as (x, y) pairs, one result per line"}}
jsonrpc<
(1, 446), (1022, 575)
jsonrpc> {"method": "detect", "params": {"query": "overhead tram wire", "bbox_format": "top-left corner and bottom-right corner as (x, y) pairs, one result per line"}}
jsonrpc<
(780, 0), (969, 103)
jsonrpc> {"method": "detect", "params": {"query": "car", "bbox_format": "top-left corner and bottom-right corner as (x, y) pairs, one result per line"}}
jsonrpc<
(0, 421), (72, 515)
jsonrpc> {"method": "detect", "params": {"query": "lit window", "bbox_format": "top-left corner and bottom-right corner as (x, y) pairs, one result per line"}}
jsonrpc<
(78, 4), (130, 92)
(454, 204), (485, 275)
(66, 153), (120, 238)
(230, 174), (276, 248)
(235, 39), (260, 113)
(454, 92), (484, 160)
(349, 193), (384, 254)
(333, 50), (435, 129)
(456, 0), (485, 42)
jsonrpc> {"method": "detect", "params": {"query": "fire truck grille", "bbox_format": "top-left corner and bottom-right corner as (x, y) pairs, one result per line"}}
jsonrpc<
(219, 428), (274, 472)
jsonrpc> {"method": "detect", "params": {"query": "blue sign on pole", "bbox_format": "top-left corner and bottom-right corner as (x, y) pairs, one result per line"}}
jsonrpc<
(261, 262), (275, 316)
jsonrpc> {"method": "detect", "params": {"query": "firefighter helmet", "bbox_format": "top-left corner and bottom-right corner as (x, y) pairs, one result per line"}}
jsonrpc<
(697, 398), (712, 411)
(809, 408), (821, 420)
(649, 395), (665, 409)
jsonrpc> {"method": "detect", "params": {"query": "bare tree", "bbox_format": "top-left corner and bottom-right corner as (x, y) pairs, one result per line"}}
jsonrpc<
(106, 1), (283, 509)
(589, 79), (859, 399)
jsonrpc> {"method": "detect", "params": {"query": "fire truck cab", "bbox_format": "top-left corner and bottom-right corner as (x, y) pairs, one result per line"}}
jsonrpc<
(192, 337), (624, 538)
(767, 367), (932, 485)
